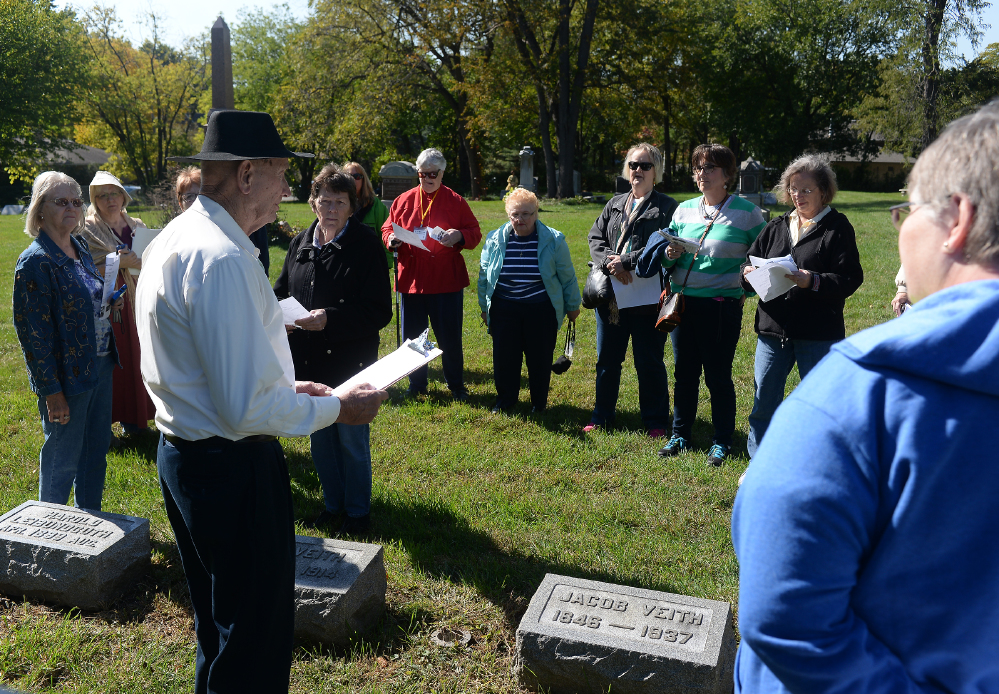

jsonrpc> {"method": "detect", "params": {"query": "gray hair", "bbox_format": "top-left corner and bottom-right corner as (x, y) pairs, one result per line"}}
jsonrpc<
(622, 143), (664, 185)
(24, 171), (83, 238)
(416, 148), (447, 173)
(775, 154), (838, 206)
(909, 99), (999, 268)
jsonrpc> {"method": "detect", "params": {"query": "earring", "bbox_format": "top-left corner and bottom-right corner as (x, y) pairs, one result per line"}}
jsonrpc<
(943, 242), (951, 251)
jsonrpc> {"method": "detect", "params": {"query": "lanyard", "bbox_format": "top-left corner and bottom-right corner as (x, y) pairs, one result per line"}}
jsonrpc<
(419, 188), (440, 225)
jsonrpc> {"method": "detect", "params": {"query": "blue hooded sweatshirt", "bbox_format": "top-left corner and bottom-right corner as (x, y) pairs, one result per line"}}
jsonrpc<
(732, 279), (999, 694)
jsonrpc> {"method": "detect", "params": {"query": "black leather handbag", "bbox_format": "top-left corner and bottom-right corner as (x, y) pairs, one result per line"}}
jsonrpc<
(582, 261), (613, 309)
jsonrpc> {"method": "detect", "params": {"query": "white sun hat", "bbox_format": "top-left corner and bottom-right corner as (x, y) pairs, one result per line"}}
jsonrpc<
(88, 170), (132, 207)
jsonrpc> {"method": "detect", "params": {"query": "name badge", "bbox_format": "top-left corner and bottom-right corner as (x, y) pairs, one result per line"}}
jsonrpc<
(414, 226), (429, 241)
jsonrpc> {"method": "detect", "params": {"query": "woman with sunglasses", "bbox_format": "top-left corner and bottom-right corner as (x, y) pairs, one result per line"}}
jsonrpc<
(381, 148), (481, 400)
(13, 172), (122, 510)
(739, 155), (863, 460)
(641, 144), (766, 467)
(584, 143), (678, 438)
(344, 162), (390, 232)
(78, 170), (156, 441)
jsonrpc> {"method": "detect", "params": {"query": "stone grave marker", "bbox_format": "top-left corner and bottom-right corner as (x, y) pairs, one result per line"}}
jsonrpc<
(0, 501), (150, 610)
(293, 535), (386, 646)
(514, 573), (736, 694)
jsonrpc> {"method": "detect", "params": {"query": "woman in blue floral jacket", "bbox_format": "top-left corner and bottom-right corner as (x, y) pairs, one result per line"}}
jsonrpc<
(12, 172), (120, 511)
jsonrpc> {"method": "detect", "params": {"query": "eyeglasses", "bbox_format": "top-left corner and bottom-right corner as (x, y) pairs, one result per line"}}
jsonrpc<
(48, 197), (85, 208)
(180, 193), (198, 204)
(628, 161), (654, 171)
(509, 211), (537, 220)
(693, 164), (718, 175)
(889, 202), (913, 231)
(418, 170), (440, 179)
(349, 173), (364, 181)
(788, 187), (815, 196)
(95, 191), (123, 202)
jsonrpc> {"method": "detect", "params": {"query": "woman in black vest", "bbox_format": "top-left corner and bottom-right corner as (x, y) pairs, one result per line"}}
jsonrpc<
(274, 166), (392, 535)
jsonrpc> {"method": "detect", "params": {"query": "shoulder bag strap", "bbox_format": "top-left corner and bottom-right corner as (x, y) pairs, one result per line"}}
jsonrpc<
(675, 195), (728, 292)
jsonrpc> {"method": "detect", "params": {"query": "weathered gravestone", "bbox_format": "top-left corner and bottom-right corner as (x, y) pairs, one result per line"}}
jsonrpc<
(514, 573), (736, 694)
(293, 535), (386, 646)
(0, 501), (150, 610)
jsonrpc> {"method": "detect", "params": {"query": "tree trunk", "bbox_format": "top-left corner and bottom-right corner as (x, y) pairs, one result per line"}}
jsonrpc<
(555, 0), (599, 198)
(920, 0), (946, 150)
(456, 116), (482, 199)
(662, 90), (672, 190)
(536, 89), (558, 198)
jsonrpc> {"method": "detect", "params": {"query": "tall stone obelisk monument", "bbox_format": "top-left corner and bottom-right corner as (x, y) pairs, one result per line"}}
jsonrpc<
(210, 17), (235, 110)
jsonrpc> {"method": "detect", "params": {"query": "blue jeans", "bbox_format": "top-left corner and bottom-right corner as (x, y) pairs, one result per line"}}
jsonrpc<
(592, 305), (670, 430)
(310, 423), (372, 518)
(670, 296), (743, 447)
(747, 335), (836, 457)
(401, 290), (465, 395)
(37, 354), (114, 510)
(158, 435), (294, 694)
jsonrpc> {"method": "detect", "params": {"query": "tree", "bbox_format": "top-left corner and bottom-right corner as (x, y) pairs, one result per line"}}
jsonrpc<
(0, 0), (90, 182)
(76, 8), (209, 187)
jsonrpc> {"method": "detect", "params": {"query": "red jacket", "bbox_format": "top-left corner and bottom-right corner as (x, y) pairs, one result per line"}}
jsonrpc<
(381, 185), (481, 294)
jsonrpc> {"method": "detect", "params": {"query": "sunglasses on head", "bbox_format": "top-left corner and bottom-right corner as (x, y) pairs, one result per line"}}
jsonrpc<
(418, 170), (440, 179)
(628, 161), (654, 171)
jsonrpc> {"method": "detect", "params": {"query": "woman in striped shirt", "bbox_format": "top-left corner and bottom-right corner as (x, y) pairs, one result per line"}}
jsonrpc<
(478, 188), (581, 412)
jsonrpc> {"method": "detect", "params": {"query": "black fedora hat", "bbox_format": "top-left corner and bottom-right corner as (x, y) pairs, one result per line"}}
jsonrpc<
(169, 110), (313, 162)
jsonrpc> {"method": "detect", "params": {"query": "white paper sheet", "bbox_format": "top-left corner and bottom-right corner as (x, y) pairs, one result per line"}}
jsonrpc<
(333, 340), (443, 395)
(746, 254), (799, 302)
(279, 296), (312, 326)
(131, 227), (161, 275)
(392, 223), (429, 251)
(428, 226), (448, 243)
(611, 273), (663, 309)
(659, 231), (701, 255)
(102, 253), (120, 306)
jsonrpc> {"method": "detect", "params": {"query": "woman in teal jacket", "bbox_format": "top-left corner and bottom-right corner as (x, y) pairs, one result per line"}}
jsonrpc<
(479, 188), (580, 412)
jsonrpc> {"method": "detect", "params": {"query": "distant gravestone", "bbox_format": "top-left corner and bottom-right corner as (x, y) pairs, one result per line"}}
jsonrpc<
(378, 161), (418, 201)
(0, 501), (150, 610)
(514, 573), (736, 694)
(293, 535), (386, 646)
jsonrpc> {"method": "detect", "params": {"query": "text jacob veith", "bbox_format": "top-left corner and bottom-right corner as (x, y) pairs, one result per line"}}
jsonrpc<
(541, 584), (712, 650)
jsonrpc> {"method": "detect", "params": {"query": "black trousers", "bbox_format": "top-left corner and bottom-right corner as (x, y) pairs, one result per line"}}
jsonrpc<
(401, 291), (465, 394)
(158, 435), (294, 694)
(490, 296), (558, 409)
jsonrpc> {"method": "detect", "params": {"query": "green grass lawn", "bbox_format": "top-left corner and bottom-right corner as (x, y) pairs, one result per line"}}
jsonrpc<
(0, 191), (904, 692)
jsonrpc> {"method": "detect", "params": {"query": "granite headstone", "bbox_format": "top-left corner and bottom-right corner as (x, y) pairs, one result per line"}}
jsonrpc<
(0, 501), (150, 610)
(514, 573), (736, 694)
(293, 535), (386, 646)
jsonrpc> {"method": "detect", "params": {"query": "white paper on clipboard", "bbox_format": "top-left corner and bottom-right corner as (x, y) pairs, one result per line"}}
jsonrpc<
(333, 340), (443, 396)
(130, 227), (162, 275)
(611, 273), (662, 309)
(392, 223), (429, 251)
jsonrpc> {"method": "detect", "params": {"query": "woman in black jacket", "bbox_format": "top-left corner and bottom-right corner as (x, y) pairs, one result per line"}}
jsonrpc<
(740, 155), (863, 458)
(585, 143), (678, 438)
(274, 165), (392, 535)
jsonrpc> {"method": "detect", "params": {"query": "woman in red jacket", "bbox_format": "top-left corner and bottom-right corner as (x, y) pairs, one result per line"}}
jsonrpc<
(382, 148), (481, 399)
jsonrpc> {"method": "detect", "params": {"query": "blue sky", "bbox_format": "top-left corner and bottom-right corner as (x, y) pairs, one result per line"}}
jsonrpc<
(60, 0), (996, 64)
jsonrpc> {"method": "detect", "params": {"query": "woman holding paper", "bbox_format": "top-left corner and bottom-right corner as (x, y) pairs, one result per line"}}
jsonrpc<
(78, 170), (156, 438)
(381, 148), (481, 400)
(274, 165), (392, 536)
(478, 188), (581, 412)
(740, 155), (863, 458)
(13, 172), (121, 510)
(584, 143), (677, 438)
(643, 144), (766, 467)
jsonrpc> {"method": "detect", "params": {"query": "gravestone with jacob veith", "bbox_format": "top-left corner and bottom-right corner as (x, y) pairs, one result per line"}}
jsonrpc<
(514, 573), (736, 694)
(0, 501), (150, 610)
(293, 535), (386, 645)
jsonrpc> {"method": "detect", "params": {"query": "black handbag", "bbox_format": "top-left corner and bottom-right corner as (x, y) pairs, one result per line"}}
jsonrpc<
(551, 320), (576, 374)
(582, 261), (613, 309)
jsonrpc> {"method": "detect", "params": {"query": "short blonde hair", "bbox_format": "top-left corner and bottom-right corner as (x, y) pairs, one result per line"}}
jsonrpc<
(175, 166), (202, 206)
(504, 187), (539, 215)
(342, 161), (376, 208)
(622, 143), (664, 184)
(24, 171), (83, 238)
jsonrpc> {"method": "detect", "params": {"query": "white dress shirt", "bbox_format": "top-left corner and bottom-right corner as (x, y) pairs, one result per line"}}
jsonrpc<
(135, 196), (340, 440)
(788, 205), (831, 246)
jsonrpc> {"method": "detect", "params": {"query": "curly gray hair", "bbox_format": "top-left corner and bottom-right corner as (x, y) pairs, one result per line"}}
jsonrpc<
(775, 154), (838, 206)
(908, 99), (999, 268)
(416, 148), (447, 173)
(23, 171), (84, 238)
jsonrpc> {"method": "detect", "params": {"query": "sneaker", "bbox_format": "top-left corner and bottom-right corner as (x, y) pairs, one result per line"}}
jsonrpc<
(706, 444), (730, 467)
(658, 434), (687, 457)
(647, 428), (668, 440)
(336, 513), (371, 538)
(582, 422), (601, 433)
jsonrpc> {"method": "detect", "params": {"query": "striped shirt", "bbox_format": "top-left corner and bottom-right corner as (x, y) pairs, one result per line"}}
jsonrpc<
(493, 230), (548, 302)
(665, 195), (766, 298)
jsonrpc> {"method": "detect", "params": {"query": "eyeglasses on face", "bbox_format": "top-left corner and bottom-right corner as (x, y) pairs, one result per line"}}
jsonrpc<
(418, 170), (440, 179)
(628, 161), (654, 172)
(693, 164), (719, 175)
(788, 187), (815, 196)
(509, 210), (537, 220)
(889, 202), (913, 231)
(349, 173), (364, 181)
(95, 191), (123, 202)
(48, 197), (85, 208)
(180, 193), (199, 204)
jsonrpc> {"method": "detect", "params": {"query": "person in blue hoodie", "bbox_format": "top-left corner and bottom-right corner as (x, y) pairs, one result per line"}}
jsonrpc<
(731, 101), (999, 692)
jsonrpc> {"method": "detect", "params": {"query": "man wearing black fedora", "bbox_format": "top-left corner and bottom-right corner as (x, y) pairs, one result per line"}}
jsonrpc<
(135, 110), (388, 693)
